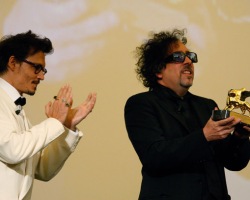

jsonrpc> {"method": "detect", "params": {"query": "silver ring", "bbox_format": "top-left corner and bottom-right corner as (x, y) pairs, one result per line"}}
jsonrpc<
(55, 97), (69, 106)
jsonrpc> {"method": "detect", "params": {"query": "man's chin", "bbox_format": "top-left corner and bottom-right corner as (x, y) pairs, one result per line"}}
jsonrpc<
(181, 81), (193, 88)
(27, 85), (38, 96)
(26, 90), (36, 96)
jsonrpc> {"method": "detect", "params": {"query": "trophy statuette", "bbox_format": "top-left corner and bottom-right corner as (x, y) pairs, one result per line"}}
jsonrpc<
(212, 88), (250, 135)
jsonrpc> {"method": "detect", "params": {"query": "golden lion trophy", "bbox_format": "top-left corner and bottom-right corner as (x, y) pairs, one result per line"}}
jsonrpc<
(212, 88), (250, 135)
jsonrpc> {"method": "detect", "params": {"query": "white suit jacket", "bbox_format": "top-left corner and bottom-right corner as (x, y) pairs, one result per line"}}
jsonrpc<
(0, 87), (82, 200)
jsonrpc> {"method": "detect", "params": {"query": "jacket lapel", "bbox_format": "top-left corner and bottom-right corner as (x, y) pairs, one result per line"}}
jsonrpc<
(160, 98), (190, 131)
(152, 87), (190, 131)
(189, 97), (212, 126)
(152, 85), (210, 132)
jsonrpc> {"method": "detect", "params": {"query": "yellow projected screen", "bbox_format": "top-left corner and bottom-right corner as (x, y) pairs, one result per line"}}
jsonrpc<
(1, 1), (250, 199)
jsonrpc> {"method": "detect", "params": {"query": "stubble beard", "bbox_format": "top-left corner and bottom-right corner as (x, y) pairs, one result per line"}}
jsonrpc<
(180, 76), (193, 89)
(25, 87), (36, 96)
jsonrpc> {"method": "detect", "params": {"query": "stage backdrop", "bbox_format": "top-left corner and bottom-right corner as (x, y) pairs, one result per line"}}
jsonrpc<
(1, 0), (250, 199)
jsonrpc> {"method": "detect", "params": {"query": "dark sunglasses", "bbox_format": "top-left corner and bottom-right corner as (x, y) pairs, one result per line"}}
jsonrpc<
(22, 59), (47, 75)
(164, 51), (198, 63)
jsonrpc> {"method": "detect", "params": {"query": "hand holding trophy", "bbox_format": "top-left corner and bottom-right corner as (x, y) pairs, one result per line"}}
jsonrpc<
(212, 88), (250, 136)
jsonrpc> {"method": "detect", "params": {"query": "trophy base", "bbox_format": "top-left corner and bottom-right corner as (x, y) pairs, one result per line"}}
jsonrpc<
(212, 110), (250, 136)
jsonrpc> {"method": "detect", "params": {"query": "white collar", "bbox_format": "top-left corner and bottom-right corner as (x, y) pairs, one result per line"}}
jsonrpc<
(0, 78), (22, 102)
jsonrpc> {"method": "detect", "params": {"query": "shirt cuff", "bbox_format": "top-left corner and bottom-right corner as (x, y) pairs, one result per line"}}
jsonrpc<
(69, 128), (80, 136)
(65, 128), (83, 151)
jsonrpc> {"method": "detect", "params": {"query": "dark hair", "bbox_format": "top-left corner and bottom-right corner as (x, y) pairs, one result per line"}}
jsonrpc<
(0, 30), (53, 74)
(135, 28), (187, 89)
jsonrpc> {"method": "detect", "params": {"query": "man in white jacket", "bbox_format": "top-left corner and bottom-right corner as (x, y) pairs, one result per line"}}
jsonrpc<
(0, 30), (96, 199)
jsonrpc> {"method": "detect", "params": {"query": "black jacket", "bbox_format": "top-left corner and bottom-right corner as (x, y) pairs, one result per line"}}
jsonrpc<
(124, 85), (250, 200)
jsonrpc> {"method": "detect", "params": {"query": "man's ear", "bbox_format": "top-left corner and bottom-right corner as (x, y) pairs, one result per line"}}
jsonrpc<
(7, 56), (17, 71)
(156, 72), (162, 79)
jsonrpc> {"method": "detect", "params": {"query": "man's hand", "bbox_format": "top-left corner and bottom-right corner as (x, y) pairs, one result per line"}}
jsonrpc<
(63, 93), (97, 131)
(45, 85), (72, 124)
(203, 114), (241, 142)
(234, 126), (250, 139)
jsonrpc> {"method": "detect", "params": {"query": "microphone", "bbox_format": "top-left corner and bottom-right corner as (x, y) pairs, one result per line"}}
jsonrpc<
(15, 105), (22, 115)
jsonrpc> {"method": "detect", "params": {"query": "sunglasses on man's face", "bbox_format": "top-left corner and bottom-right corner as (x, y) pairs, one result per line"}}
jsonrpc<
(164, 51), (198, 63)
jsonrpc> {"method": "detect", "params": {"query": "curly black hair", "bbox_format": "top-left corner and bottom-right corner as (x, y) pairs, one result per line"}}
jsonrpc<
(135, 28), (187, 89)
(0, 30), (53, 74)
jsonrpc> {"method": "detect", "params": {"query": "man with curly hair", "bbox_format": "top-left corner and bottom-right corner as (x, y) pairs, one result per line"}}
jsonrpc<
(124, 29), (250, 200)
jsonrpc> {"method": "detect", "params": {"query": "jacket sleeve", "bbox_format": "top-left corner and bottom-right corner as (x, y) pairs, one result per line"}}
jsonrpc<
(213, 133), (250, 171)
(35, 129), (83, 181)
(0, 111), (65, 164)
